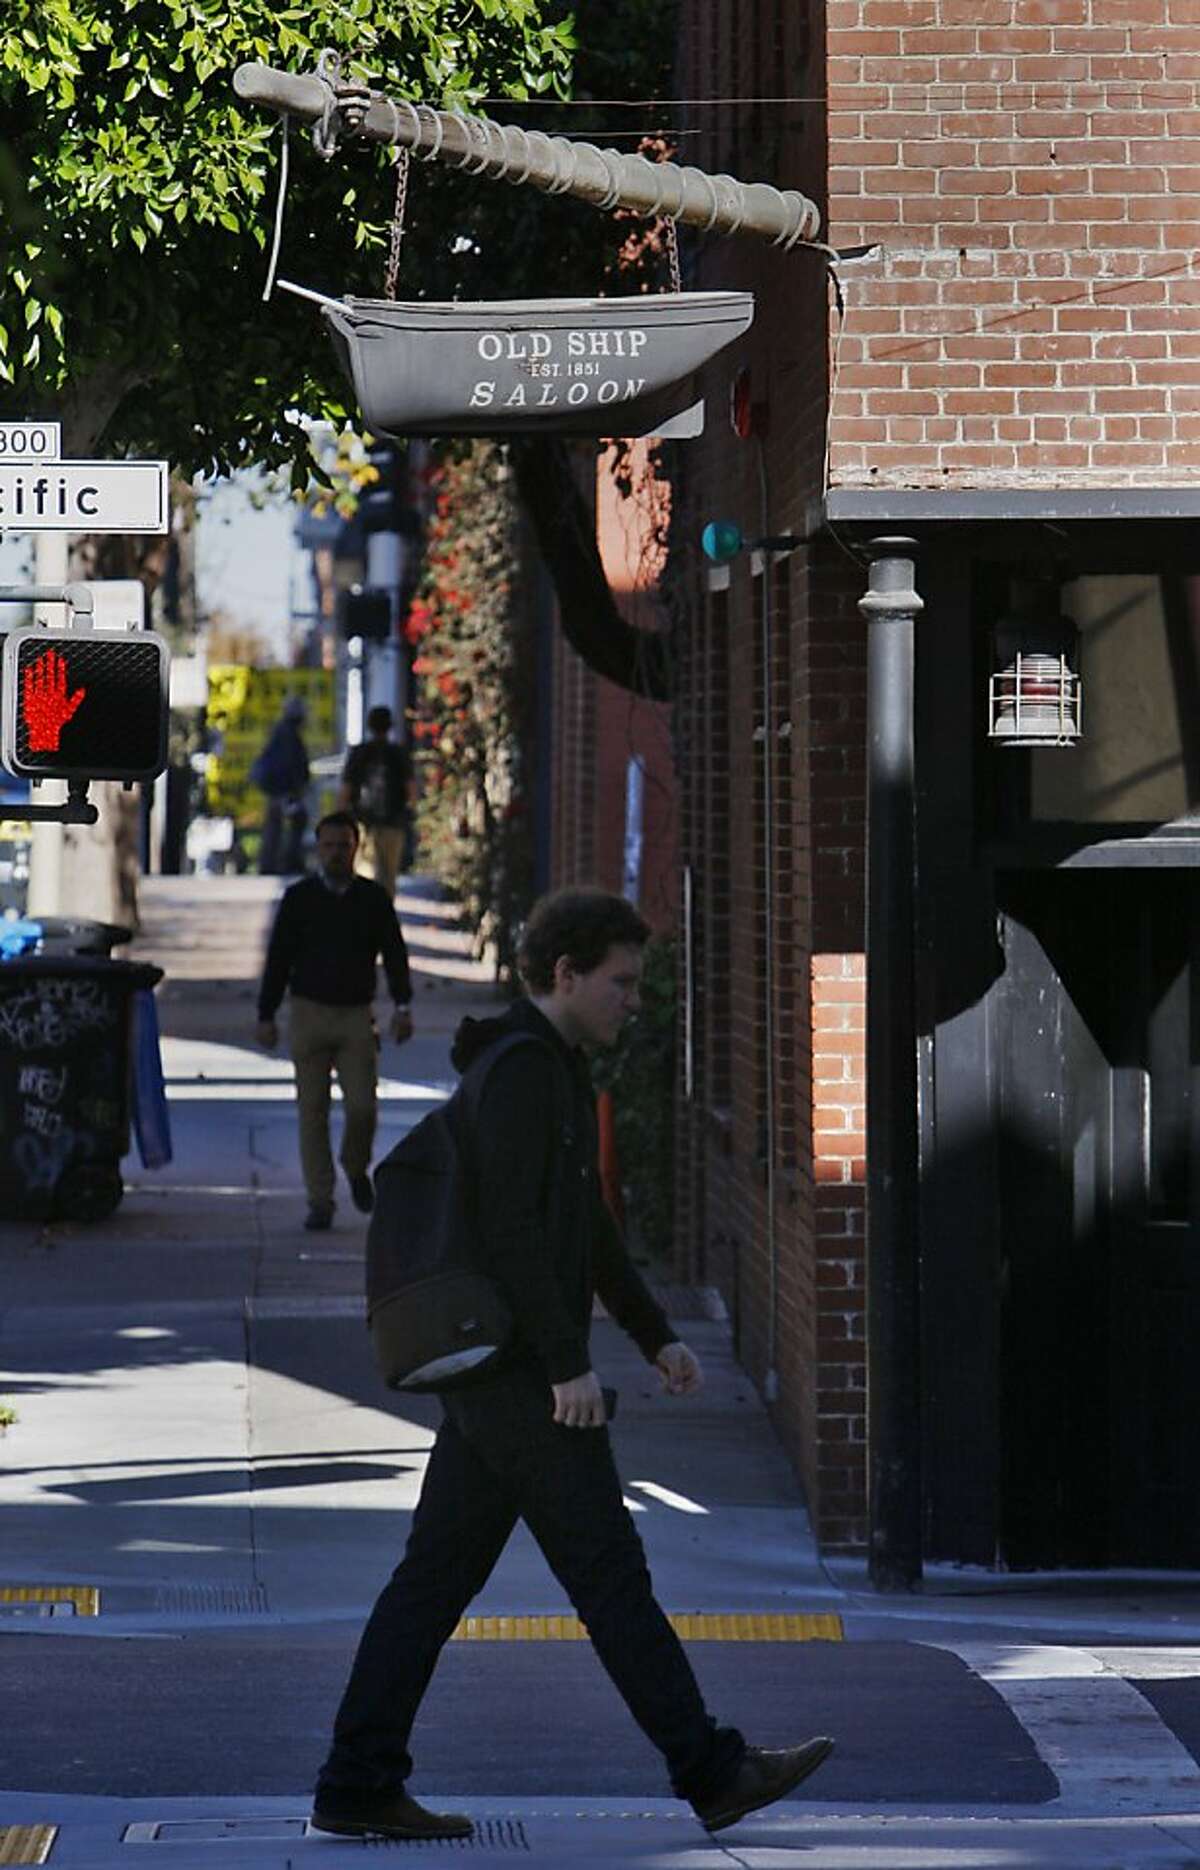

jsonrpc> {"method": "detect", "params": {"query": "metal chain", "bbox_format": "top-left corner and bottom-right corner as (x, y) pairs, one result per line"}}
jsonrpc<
(667, 217), (681, 293)
(384, 147), (410, 300)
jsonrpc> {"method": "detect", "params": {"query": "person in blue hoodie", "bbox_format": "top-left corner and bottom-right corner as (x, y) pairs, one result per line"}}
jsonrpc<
(253, 694), (310, 876)
(311, 887), (833, 1844)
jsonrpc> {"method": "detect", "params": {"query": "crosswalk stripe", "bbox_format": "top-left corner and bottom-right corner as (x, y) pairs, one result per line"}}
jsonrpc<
(946, 1642), (1200, 1813)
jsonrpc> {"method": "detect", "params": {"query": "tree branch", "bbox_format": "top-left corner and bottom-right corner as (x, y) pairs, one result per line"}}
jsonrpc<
(510, 437), (671, 703)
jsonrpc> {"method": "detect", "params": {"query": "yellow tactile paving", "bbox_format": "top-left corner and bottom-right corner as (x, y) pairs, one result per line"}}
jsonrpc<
(0, 1825), (58, 1866)
(0, 1586), (99, 1616)
(669, 1612), (843, 1642)
(451, 1612), (842, 1642)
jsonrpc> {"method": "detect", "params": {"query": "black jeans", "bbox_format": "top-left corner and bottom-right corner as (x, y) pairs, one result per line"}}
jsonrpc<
(317, 1365), (744, 1805)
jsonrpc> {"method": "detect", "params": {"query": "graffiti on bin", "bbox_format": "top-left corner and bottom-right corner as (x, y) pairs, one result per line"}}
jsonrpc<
(0, 979), (117, 1051)
(13, 1127), (77, 1191)
(0, 993), (126, 1202)
(19, 1064), (67, 1105)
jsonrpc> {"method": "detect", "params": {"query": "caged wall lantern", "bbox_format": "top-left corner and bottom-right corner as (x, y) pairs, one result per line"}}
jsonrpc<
(988, 574), (1082, 747)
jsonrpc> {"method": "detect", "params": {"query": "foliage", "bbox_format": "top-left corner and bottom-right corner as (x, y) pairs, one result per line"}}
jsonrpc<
(0, 1402), (17, 1430)
(0, 0), (684, 476)
(0, 0), (576, 465)
(591, 934), (676, 1262)
(408, 442), (534, 977)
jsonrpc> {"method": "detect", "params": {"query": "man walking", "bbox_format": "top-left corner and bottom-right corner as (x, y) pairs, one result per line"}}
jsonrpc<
(339, 705), (415, 899)
(256, 811), (414, 1231)
(311, 887), (832, 1841)
(253, 694), (310, 876)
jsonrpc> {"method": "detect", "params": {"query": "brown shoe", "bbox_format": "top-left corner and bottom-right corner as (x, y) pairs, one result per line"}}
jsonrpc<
(311, 1787), (472, 1840)
(693, 1736), (834, 1832)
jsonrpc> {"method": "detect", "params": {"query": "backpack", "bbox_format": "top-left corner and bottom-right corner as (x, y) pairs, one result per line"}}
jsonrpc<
(366, 1031), (569, 1392)
(349, 743), (408, 826)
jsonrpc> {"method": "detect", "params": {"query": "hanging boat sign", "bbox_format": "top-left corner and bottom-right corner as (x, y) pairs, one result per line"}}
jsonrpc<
(280, 285), (753, 440)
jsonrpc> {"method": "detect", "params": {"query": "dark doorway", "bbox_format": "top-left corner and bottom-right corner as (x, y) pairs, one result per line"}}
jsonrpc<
(994, 870), (1200, 1568)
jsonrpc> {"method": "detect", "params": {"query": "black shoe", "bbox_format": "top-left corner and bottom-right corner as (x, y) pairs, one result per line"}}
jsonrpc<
(311, 1788), (472, 1841)
(303, 1202), (334, 1231)
(693, 1737), (834, 1832)
(348, 1172), (375, 1214)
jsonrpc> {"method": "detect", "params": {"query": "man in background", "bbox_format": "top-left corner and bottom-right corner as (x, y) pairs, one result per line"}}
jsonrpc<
(339, 706), (415, 900)
(256, 811), (413, 1231)
(253, 694), (310, 876)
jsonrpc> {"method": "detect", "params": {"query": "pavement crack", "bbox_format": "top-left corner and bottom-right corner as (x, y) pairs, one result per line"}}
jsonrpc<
(1155, 1821), (1200, 1860)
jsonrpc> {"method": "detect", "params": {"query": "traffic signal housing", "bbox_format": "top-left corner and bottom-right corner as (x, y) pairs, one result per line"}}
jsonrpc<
(339, 586), (392, 642)
(1, 628), (170, 784)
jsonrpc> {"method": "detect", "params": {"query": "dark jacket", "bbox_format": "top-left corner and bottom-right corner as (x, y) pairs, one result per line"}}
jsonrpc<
(451, 999), (672, 1385)
(341, 738), (412, 827)
(254, 718), (309, 799)
(258, 875), (412, 1020)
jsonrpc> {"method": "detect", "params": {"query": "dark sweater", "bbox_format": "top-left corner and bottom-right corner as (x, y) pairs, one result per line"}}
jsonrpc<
(258, 875), (412, 1019)
(451, 999), (673, 1385)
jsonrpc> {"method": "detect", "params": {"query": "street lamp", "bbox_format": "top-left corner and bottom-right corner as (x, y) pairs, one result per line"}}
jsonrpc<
(701, 521), (801, 562)
(988, 574), (1081, 747)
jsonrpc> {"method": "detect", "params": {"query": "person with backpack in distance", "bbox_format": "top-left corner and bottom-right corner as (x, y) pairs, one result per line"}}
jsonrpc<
(255, 810), (414, 1232)
(311, 886), (833, 1843)
(251, 693), (310, 876)
(338, 705), (415, 900)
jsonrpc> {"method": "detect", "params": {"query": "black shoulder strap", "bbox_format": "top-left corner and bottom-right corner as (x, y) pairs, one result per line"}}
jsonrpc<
(456, 1029), (575, 1163)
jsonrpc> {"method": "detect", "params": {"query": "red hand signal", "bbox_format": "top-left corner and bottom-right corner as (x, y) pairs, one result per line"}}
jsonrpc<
(22, 647), (87, 752)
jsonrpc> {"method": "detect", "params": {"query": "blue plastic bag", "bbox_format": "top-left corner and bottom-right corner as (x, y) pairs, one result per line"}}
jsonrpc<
(132, 989), (172, 1170)
(0, 919), (42, 959)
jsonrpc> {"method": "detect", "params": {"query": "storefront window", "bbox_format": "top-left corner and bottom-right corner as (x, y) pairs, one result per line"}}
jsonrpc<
(1028, 575), (1200, 825)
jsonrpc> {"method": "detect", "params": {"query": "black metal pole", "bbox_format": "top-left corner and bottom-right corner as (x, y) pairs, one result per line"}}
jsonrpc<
(860, 537), (924, 1590)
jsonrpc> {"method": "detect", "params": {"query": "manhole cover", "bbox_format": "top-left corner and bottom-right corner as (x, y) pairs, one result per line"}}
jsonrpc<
(123, 1818), (529, 1850)
(350, 1821), (529, 1851)
(153, 1584), (269, 1615)
(124, 1820), (305, 1843)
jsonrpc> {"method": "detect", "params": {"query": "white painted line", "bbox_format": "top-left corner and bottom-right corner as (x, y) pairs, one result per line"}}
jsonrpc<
(946, 1642), (1200, 1814)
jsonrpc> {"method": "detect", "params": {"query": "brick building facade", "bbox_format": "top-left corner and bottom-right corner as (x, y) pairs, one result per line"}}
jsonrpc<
(652, 0), (1200, 1564)
(537, 0), (1200, 1564)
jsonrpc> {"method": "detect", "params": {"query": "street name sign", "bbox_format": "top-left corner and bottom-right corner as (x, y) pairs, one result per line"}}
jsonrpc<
(0, 422), (62, 460)
(0, 460), (169, 533)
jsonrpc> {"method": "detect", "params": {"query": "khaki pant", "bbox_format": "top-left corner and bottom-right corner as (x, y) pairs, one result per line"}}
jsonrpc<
(355, 823), (406, 900)
(288, 997), (378, 1207)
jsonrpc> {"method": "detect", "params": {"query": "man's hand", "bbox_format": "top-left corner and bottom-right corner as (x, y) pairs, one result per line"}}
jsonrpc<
(656, 1340), (703, 1397)
(390, 1007), (414, 1044)
(256, 1019), (278, 1051)
(551, 1369), (607, 1429)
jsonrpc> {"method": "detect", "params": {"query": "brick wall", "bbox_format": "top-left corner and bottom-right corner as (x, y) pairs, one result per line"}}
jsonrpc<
(670, 0), (872, 1550)
(812, 955), (868, 1547)
(827, 0), (1200, 484)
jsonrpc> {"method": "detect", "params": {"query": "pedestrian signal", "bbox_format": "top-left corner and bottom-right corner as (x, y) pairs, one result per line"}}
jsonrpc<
(1, 628), (170, 783)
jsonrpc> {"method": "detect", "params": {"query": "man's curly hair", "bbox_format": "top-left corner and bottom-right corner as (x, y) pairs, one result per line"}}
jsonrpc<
(519, 888), (650, 993)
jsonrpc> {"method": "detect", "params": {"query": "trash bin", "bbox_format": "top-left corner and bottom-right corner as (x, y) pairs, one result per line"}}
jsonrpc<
(29, 916), (132, 956)
(0, 940), (164, 1222)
